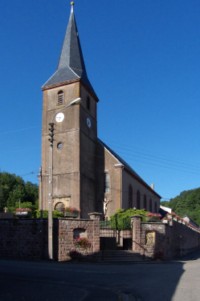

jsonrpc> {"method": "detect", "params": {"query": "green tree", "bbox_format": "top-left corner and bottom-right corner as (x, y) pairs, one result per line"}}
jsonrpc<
(161, 188), (200, 225)
(0, 172), (38, 212)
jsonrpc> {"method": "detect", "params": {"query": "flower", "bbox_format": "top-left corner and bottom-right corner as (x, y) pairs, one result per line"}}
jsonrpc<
(15, 208), (32, 217)
(74, 237), (91, 249)
(65, 207), (79, 214)
(147, 212), (161, 218)
(15, 208), (32, 212)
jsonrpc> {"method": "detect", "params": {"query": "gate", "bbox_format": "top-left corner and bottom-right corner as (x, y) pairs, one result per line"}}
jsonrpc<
(100, 220), (132, 250)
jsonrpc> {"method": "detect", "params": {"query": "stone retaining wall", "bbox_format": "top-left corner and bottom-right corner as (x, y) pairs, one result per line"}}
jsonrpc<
(0, 214), (100, 261)
(131, 216), (200, 259)
(0, 219), (48, 260)
(0, 215), (199, 261)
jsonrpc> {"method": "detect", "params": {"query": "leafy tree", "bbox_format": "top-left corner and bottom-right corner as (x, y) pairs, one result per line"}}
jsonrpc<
(161, 188), (200, 225)
(0, 172), (38, 212)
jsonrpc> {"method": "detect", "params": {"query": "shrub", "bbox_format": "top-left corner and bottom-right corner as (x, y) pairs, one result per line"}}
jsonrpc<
(110, 208), (148, 230)
(35, 210), (64, 218)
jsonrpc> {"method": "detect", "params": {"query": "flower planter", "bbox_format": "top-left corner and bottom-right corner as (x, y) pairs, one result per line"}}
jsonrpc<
(64, 212), (78, 218)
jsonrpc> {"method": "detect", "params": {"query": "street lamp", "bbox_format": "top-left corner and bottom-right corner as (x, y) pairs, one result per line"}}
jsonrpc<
(47, 97), (81, 260)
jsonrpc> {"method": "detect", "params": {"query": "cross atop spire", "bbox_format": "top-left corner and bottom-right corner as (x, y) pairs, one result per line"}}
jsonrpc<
(43, 3), (97, 99)
(70, 1), (74, 13)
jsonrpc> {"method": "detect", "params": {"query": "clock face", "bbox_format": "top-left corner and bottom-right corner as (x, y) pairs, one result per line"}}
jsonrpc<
(55, 112), (65, 123)
(86, 117), (92, 128)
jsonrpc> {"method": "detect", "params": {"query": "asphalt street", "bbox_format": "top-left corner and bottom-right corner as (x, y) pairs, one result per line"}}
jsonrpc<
(0, 252), (200, 301)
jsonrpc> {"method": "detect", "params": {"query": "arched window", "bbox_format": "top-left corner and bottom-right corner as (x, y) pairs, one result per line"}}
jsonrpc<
(155, 202), (158, 213)
(104, 172), (110, 193)
(149, 199), (153, 212)
(143, 195), (147, 210)
(128, 185), (133, 208)
(136, 190), (141, 209)
(57, 90), (64, 105)
(86, 96), (90, 111)
(54, 202), (64, 212)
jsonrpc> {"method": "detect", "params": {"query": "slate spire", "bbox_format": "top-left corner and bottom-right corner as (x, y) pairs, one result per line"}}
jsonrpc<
(43, 2), (96, 97)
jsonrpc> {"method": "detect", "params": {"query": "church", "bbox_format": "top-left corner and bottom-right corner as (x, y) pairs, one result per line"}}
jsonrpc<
(39, 3), (161, 219)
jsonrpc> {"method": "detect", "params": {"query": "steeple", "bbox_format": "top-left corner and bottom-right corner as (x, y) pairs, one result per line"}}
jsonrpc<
(43, 2), (97, 98)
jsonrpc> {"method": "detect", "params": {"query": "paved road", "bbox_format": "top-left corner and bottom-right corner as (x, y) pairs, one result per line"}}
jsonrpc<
(0, 252), (200, 301)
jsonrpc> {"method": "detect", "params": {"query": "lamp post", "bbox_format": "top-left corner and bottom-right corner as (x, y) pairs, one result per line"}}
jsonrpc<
(47, 97), (81, 260)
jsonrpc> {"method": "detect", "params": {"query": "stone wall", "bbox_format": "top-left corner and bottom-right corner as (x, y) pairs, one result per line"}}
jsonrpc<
(0, 219), (48, 260)
(1, 216), (199, 262)
(55, 215), (100, 261)
(131, 216), (200, 259)
(0, 214), (100, 261)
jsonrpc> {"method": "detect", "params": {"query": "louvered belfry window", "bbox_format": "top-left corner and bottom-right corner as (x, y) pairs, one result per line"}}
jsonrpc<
(57, 90), (64, 105)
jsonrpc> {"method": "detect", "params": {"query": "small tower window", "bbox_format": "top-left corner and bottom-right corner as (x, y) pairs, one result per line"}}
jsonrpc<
(86, 96), (90, 111)
(57, 90), (64, 105)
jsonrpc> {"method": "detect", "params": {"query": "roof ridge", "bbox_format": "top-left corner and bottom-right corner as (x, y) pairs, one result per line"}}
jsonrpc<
(98, 138), (161, 198)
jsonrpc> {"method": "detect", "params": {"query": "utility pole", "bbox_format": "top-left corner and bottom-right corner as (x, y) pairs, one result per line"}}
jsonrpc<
(48, 122), (54, 260)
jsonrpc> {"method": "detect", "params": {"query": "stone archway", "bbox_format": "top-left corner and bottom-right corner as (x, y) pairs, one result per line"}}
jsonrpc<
(54, 202), (65, 212)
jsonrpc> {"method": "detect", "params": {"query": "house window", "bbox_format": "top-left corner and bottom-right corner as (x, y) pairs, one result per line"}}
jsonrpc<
(104, 172), (110, 193)
(86, 96), (90, 111)
(128, 185), (133, 208)
(136, 190), (141, 209)
(57, 90), (64, 105)
(143, 195), (147, 210)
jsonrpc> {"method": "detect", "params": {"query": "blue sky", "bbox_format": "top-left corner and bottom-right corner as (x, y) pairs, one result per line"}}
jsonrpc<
(0, 0), (200, 200)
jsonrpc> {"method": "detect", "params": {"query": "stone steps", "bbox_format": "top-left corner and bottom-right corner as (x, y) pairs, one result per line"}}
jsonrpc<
(99, 250), (148, 262)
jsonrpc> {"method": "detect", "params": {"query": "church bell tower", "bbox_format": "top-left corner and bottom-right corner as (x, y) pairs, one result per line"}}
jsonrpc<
(40, 3), (99, 218)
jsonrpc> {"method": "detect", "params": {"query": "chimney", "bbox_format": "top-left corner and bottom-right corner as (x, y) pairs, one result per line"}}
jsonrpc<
(151, 183), (155, 190)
